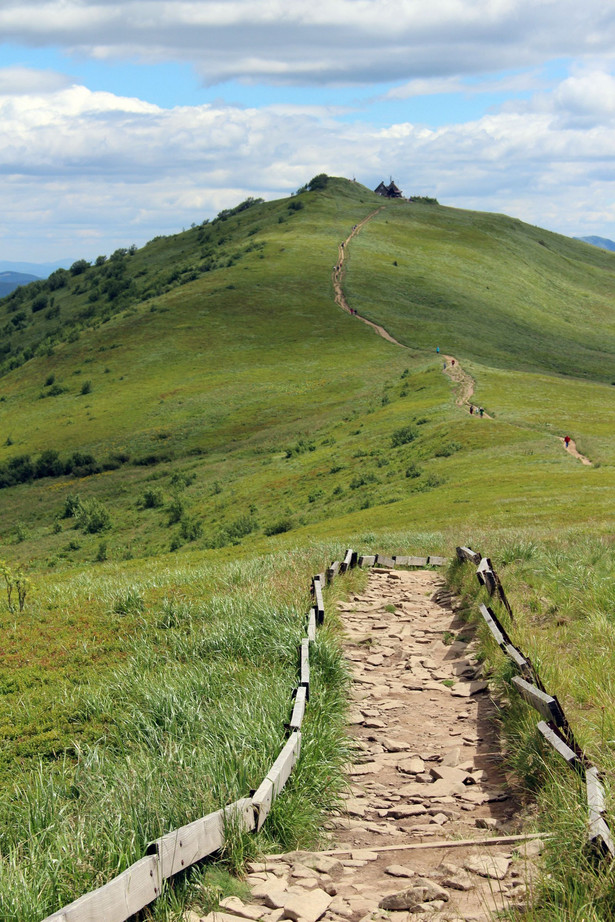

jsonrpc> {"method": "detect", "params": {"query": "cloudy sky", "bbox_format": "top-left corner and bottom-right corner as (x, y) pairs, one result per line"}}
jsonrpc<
(1, 0), (615, 263)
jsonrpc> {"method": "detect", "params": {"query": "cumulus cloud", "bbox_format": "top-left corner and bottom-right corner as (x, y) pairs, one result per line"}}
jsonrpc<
(2, 67), (615, 260)
(0, 0), (614, 85)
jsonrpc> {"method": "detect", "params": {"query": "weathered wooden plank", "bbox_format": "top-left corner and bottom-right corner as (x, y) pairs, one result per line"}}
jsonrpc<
(151, 799), (254, 881)
(536, 721), (580, 770)
(289, 686), (307, 731)
(478, 603), (506, 647)
(42, 855), (160, 922)
(358, 555), (376, 567)
(327, 561), (340, 584)
(479, 603), (518, 654)
(476, 557), (497, 595)
(514, 679), (566, 726)
(405, 556), (428, 567)
(503, 642), (530, 672)
(340, 548), (355, 573)
(375, 554), (395, 568)
(312, 577), (325, 624)
(300, 638), (310, 695)
(428, 555), (449, 567)
(307, 607), (317, 642)
(587, 766), (606, 825)
(456, 546), (481, 564)
(252, 732), (302, 830)
(588, 815), (615, 857)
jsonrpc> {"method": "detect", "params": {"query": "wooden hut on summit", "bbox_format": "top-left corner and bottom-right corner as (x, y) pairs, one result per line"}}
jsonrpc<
(374, 180), (403, 198)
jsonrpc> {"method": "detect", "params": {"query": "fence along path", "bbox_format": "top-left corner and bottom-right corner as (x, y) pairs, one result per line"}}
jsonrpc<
(41, 546), (611, 920)
(456, 546), (614, 858)
(44, 549), (448, 922)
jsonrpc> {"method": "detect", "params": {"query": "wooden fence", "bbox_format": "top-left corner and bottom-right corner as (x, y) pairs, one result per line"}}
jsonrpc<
(456, 546), (615, 858)
(42, 544), (609, 920)
(40, 549), (450, 922)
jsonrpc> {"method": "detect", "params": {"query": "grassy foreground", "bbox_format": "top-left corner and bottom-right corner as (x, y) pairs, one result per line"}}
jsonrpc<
(449, 533), (615, 922)
(0, 544), (362, 920)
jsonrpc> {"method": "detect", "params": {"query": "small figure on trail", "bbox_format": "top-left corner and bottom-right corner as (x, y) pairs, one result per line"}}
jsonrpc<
(469, 405), (474, 415)
(443, 361), (446, 369)
(564, 435), (571, 448)
(479, 407), (484, 417)
(451, 359), (455, 366)
(436, 346), (440, 354)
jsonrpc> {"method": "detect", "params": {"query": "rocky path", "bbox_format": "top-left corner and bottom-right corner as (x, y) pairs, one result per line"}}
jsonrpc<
(198, 568), (543, 922)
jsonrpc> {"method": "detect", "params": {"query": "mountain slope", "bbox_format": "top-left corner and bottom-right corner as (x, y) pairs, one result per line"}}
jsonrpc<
(0, 177), (614, 570)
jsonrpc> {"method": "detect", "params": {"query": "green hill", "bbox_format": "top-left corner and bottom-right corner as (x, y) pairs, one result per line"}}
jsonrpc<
(0, 176), (613, 570)
(1, 176), (615, 921)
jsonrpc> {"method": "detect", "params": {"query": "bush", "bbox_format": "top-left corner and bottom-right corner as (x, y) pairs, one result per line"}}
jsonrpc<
(80, 380), (92, 395)
(179, 517), (203, 542)
(167, 496), (186, 525)
(265, 518), (293, 536)
(405, 463), (422, 479)
(434, 441), (462, 458)
(391, 425), (417, 447)
(74, 498), (112, 533)
(141, 486), (164, 509)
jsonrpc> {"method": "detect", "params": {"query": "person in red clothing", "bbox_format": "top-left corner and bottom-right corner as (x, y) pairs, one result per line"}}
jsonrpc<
(564, 435), (571, 448)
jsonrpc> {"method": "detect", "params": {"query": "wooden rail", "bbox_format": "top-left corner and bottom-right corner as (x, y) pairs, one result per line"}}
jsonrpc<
(459, 546), (614, 859)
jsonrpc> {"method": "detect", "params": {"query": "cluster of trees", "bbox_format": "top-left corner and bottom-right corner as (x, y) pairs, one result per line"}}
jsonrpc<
(0, 449), (130, 489)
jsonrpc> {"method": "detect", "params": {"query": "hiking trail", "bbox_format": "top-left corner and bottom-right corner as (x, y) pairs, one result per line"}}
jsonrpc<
(333, 221), (592, 465)
(234, 568), (541, 922)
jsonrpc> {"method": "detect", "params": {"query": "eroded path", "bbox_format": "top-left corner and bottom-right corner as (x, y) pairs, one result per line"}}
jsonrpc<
(237, 568), (542, 922)
(333, 220), (591, 465)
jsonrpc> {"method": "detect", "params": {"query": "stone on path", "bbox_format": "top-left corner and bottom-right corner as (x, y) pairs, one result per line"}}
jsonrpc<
(282, 888), (332, 922)
(385, 865), (416, 878)
(464, 854), (511, 880)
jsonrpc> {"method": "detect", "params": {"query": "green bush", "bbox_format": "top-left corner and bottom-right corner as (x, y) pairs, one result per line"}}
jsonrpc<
(264, 518), (293, 536)
(75, 498), (112, 534)
(391, 426), (417, 447)
(141, 486), (164, 509)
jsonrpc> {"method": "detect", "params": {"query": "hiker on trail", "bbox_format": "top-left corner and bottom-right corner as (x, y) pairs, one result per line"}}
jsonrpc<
(469, 405), (474, 415)
(436, 346), (440, 354)
(451, 359), (455, 366)
(564, 435), (571, 448)
(443, 361), (446, 369)
(479, 407), (484, 417)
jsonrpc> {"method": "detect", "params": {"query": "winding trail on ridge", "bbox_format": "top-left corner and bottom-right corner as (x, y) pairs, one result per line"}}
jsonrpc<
(333, 218), (592, 464)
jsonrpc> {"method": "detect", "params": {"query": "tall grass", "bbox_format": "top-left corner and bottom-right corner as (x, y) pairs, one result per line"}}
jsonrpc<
(448, 533), (615, 920)
(0, 549), (356, 920)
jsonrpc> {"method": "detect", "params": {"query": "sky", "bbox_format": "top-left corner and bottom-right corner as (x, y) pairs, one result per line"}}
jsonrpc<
(1, 0), (615, 264)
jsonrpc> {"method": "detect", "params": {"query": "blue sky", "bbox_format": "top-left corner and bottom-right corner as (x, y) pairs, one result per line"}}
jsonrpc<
(1, 1), (615, 263)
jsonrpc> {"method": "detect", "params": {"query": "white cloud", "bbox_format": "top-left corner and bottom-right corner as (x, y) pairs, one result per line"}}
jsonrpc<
(1, 0), (615, 85)
(2, 67), (615, 260)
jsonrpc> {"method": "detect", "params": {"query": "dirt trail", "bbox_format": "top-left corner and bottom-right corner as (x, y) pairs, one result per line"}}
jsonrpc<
(334, 220), (591, 465)
(332, 210), (404, 347)
(238, 569), (541, 922)
(559, 437), (592, 466)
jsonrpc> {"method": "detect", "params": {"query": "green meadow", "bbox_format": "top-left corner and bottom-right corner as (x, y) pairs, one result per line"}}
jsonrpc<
(1, 176), (614, 919)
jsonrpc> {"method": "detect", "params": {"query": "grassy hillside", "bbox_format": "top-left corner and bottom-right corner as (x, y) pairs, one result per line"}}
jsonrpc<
(1, 176), (615, 920)
(1, 178), (614, 572)
(345, 200), (615, 380)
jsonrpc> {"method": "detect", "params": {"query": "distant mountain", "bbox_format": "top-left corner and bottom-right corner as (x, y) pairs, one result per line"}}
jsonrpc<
(0, 259), (72, 277)
(0, 270), (41, 297)
(574, 236), (615, 252)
